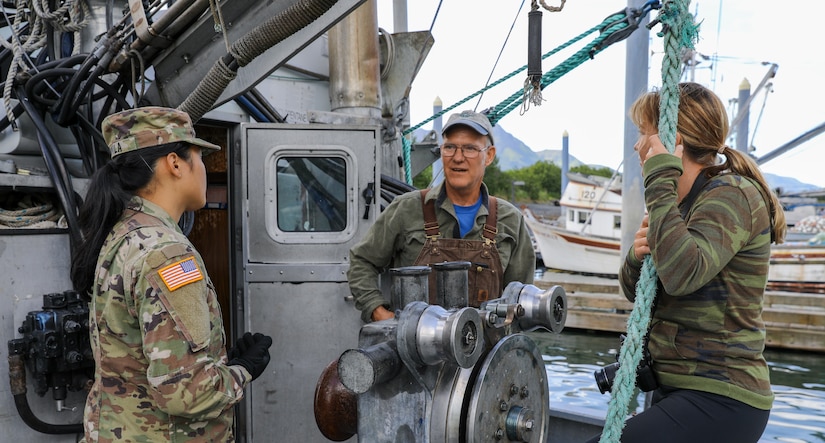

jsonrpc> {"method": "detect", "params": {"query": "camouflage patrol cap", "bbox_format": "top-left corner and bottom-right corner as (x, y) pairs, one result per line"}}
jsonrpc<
(442, 110), (495, 145)
(102, 107), (221, 158)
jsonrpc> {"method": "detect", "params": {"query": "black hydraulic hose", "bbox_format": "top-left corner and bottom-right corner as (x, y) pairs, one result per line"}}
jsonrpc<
(45, 22), (57, 62)
(381, 174), (417, 193)
(22, 55), (90, 107)
(69, 125), (94, 176)
(50, 54), (90, 70)
(249, 88), (285, 123)
(241, 91), (276, 123)
(0, 101), (24, 132)
(86, 76), (131, 109)
(54, 49), (102, 126)
(378, 174), (417, 207)
(8, 353), (83, 435)
(380, 188), (397, 205)
(16, 88), (82, 248)
(13, 395), (84, 435)
(34, 127), (82, 246)
(74, 112), (109, 173)
(67, 63), (107, 119)
(97, 80), (130, 129)
(24, 67), (126, 177)
(91, 75), (128, 103)
(74, 112), (108, 152)
(25, 67), (80, 107)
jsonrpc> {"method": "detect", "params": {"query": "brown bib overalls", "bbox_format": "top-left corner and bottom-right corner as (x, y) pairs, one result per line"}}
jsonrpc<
(412, 190), (505, 307)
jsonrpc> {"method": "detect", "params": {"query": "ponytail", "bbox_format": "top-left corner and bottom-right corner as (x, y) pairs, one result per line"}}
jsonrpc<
(707, 147), (786, 244)
(70, 142), (192, 295)
(631, 82), (787, 245)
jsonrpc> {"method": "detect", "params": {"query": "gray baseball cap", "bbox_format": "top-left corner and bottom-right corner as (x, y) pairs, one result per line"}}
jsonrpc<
(442, 110), (494, 145)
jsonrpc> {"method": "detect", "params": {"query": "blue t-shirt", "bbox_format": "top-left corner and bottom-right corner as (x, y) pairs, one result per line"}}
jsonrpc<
(454, 196), (483, 238)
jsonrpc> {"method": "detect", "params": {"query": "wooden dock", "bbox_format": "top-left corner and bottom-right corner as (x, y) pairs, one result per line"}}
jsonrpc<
(533, 272), (825, 353)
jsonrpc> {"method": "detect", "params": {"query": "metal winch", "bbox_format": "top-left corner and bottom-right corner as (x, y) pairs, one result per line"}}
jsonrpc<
(315, 262), (567, 442)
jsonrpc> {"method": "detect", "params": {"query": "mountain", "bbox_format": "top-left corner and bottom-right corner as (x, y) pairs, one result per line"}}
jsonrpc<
(764, 173), (819, 195)
(413, 125), (587, 170)
(415, 125), (820, 192)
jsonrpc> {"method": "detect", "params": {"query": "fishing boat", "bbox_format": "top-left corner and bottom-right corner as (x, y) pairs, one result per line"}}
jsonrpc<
(525, 173), (825, 293)
(524, 173), (623, 276)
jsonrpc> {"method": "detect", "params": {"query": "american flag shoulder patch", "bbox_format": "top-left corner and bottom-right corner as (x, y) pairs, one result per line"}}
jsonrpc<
(158, 257), (204, 291)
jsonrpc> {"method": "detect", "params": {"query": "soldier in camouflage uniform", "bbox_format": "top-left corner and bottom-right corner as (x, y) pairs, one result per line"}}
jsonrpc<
(593, 83), (786, 443)
(71, 107), (273, 442)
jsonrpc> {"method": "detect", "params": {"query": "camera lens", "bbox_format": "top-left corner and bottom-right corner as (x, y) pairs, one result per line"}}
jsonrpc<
(594, 362), (620, 394)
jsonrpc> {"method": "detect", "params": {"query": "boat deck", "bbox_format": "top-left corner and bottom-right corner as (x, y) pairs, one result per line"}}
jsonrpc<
(535, 271), (825, 353)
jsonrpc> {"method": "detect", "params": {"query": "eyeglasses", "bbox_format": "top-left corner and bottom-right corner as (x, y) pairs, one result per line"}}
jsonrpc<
(440, 144), (488, 158)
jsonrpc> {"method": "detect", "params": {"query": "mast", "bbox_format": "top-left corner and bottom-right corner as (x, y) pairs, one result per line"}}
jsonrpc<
(735, 78), (751, 153)
(620, 0), (650, 258)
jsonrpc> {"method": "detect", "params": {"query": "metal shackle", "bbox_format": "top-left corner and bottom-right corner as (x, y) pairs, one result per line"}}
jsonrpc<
(503, 282), (567, 333)
(397, 302), (484, 368)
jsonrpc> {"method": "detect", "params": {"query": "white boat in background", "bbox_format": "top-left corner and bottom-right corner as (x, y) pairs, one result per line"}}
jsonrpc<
(524, 173), (622, 276)
(525, 173), (825, 293)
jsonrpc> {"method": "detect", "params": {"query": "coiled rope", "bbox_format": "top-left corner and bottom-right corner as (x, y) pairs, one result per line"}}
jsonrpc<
(2, 0), (91, 124)
(598, 2), (698, 442)
(0, 194), (63, 228)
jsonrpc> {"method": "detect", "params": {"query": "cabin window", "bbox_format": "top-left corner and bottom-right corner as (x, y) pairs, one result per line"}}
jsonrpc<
(568, 210), (575, 223)
(613, 215), (621, 230)
(275, 156), (347, 233)
(578, 210), (590, 224)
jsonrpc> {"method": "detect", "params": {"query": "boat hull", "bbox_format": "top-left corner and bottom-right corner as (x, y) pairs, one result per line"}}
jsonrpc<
(768, 245), (825, 292)
(525, 212), (621, 276)
(525, 209), (825, 293)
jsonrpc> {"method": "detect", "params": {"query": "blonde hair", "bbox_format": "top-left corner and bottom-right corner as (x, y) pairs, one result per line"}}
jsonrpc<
(630, 82), (786, 243)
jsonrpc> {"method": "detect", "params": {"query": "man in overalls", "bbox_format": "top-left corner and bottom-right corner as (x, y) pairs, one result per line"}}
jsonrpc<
(347, 110), (536, 323)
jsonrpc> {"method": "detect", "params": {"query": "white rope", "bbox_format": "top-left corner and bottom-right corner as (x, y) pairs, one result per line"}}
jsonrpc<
(2, 0), (91, 122)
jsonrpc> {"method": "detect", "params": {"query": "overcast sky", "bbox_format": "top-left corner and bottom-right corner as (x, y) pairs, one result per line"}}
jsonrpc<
(377, 1), (825, 188)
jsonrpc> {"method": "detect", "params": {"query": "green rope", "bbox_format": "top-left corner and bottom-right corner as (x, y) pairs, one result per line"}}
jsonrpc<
(400, 9), (641, 184)
(488, 12), (628, 124)
(402, 136), (413, 184)
(401, 16), (607, 138)
(598, 2), (698, 443)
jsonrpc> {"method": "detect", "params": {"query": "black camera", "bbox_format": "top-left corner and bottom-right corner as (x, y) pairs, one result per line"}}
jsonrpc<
(593, 334), (658, 394)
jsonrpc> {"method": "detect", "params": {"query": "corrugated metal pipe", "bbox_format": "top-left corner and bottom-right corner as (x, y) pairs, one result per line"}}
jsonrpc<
(179, 0), (340, 121)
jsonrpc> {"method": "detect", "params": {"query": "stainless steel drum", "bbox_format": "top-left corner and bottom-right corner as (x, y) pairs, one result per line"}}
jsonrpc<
(465, 333), (548, 442)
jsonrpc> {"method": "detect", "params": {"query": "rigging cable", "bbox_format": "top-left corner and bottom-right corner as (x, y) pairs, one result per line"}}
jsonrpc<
(488, 1), (662, 125)
(598, 1), (698, 442)
(749, 82), (772, 151)
(400, 0), (443, 185)
(473, 0), (526, 112)
(405, 2), (661, 138)
(427, 0), (527, 190)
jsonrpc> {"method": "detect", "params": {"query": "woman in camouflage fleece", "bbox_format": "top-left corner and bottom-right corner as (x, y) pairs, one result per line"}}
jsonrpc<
(611, 83), (786, 443)
(71, 107), (272, 442)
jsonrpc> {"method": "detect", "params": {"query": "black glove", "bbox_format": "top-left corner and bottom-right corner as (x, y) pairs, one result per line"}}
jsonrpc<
(227, 332), (252, 360)
(229, 332), (273, 381)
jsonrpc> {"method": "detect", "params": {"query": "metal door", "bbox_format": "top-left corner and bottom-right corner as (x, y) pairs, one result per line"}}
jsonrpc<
(240, 123), (381, 442)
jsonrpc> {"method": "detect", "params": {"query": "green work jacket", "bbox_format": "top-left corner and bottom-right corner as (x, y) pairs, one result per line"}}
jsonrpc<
(348, 182), (535, 323)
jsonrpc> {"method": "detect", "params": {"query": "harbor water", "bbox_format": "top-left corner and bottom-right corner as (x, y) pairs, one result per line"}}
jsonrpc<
(528, 326), (825, 442)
